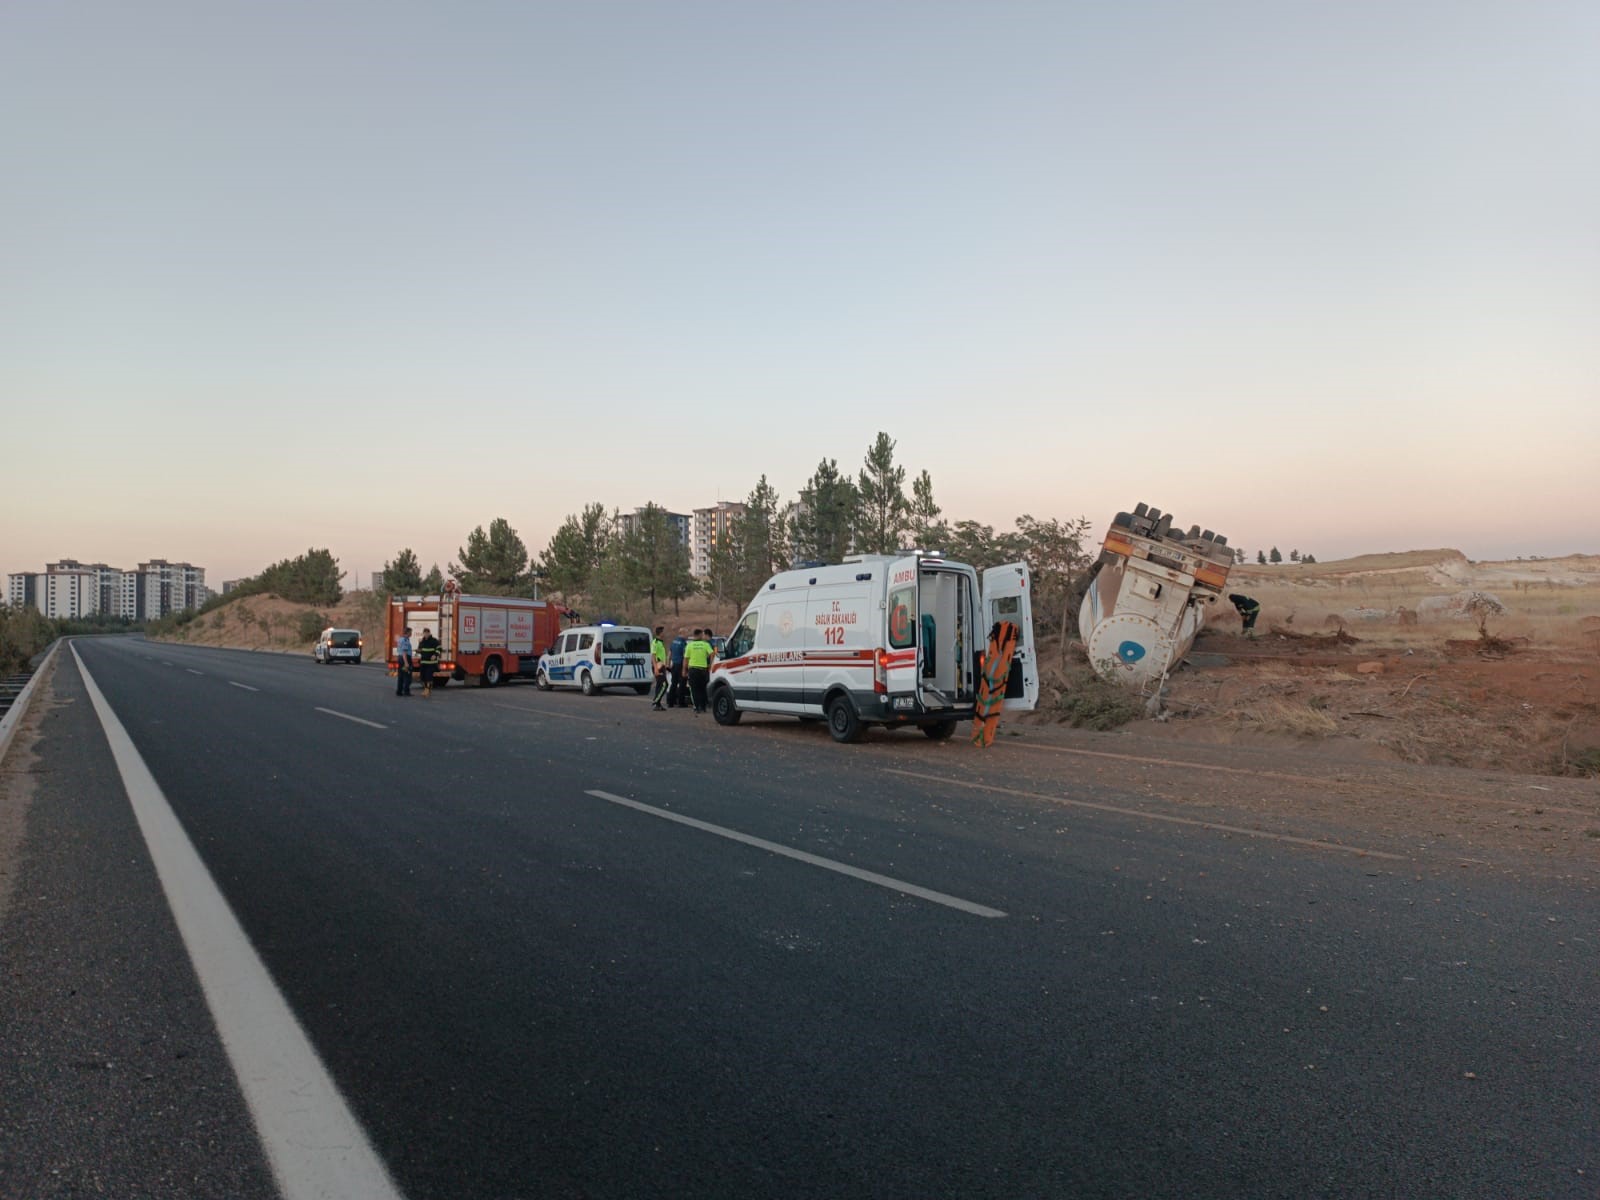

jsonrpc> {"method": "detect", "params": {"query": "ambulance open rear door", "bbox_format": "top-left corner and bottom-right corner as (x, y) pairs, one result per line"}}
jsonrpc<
(981, 563), (1039, 712)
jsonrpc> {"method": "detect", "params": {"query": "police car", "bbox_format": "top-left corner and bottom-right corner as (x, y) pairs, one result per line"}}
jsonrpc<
(535, 624), (654, 695)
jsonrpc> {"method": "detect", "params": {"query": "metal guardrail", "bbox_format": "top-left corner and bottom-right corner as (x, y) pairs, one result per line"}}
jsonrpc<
(0, 641), (61, 766)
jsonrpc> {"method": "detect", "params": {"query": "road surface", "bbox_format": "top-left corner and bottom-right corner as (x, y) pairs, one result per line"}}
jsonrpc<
(1, 636), (1594, 1198)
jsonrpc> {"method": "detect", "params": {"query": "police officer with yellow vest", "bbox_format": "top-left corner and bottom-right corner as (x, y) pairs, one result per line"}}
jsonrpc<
(649, 626), (670, 710)
(683, 628), (716, 715)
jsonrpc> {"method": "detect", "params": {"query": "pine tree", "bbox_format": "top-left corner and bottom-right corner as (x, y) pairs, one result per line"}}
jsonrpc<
(855, 432), (910, 555)
(451, 518), (531, 594)
(381, 548), (423, 592)
(1269, 547), (1283, 564)
(791, 458), (858, 564)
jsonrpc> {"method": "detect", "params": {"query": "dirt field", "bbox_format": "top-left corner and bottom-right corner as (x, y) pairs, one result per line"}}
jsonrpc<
(1028, 551), (1600, 779)
(159, 552), (1600, 780)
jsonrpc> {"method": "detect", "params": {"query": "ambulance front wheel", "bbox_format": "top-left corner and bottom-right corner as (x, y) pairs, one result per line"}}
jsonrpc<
(826, 695), (863, 744)
(711, 687), (741, 726)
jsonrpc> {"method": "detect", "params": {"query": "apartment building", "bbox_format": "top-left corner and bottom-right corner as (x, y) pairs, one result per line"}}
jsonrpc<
(6, 558), (208, 620)
(617, 507), (692, 549)
(7, 572), (40, 611)
(690, 501), (745, 578)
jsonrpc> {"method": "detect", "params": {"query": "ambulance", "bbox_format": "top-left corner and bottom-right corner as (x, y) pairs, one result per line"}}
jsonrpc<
(707, 552), (1038, 743)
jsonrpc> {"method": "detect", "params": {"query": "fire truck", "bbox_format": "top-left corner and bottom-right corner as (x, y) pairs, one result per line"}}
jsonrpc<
(385, 580), (566, 687)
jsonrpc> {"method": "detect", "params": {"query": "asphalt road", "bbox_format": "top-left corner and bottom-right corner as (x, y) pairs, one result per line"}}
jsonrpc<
(3, 636), (1595, 1198)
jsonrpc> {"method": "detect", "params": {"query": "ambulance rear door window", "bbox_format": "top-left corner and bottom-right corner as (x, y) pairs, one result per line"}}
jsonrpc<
(888, 585), (916, 649)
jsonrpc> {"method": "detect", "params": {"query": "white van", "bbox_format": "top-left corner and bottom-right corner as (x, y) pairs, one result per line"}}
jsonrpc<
(535, 625), (654, 695)
(314, 627), (363, 664)
(707, 552), (1038, 742)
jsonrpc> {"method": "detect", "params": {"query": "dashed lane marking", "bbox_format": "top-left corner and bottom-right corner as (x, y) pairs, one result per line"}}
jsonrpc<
(585, 789), (1007, 918)
(229, 681), (259, 692)
(185, 668), (204, 676)
(73, 646), (407, 1200)
(882, 768), (1405, 861)
(315, 707), (388, 730)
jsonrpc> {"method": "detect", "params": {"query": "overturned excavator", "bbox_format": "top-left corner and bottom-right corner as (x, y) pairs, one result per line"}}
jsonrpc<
(1077, 503), (1234, 692)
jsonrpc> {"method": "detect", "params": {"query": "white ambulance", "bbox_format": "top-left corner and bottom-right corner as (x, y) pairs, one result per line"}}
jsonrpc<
(707, 552), (1038, 742)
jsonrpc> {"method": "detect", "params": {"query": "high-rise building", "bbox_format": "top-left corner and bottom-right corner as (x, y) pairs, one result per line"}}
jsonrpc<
(691, 502), (745, 578)
(6, 572), (41, 611)
(8, 558), (207, 620)
(618, 506), (692, 550)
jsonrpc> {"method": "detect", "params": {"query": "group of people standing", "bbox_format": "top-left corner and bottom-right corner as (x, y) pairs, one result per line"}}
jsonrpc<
(392, 625), (442, 696)
(650, 626), (718, 714)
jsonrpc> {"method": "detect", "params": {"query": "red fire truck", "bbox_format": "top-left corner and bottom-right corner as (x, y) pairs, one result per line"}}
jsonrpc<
(385, 580), (566, 687)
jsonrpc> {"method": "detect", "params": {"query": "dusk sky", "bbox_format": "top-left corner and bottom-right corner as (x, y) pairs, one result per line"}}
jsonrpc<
(5, 1), (1597, 587)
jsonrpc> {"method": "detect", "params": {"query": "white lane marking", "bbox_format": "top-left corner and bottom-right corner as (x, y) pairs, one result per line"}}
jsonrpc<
(585, 789), (1007, 918)
(185, 668), (204, 676)
(229, 681), (260, 692)
(883, 768), (1405, 861)
(161, 660), (175, 666)
(315, 707), (387, 730)
(72, 646), (406, 1200)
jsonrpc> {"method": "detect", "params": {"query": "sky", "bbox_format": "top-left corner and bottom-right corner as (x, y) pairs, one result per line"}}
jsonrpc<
(4, 0), (1597, 587)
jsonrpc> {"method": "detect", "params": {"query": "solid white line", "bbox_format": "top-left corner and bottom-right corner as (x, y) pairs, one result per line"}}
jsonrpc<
(585, 789), (1007, 918)
(315, 707), (387, 730)
(882, 768), (1405, 861)
(229, 681), (260, 692)
(186, 668), (204, 676)
(71, 646), (406, 1200)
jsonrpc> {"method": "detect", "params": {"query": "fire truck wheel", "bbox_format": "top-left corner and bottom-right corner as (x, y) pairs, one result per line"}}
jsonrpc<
(711, 688), (741, 725)
(826, 695), (863, 744)
(481, 657), (503, 687)
(922, 720), (958, 741)
(579, 671), (599, 696)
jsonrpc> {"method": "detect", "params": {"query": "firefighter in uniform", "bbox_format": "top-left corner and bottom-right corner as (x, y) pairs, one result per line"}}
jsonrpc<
(416, 627), (442, 695)
(1229, 594), (1262, 638)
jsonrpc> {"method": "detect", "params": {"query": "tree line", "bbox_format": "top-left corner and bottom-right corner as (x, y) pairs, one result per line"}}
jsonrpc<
(379, 431), (1101, 641)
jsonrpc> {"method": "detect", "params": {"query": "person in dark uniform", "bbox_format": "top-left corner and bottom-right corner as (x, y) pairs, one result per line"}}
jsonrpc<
(1229, 594), (1261, 638)
(668, 630), (689, 708)
(416, 627), (442, 696)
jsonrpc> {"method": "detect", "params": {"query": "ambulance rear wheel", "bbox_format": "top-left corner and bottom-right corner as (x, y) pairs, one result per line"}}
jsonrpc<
(712, 688), (741, 726)
(923, 720), (958, 741)
(826, 695), (863, 744)
(580, 671), (598, 696)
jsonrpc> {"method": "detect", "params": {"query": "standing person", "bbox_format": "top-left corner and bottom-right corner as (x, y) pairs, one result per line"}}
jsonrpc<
(1229, 594), (1261, 638)
(416, 626), (442, 697)
(394, 626), (414, 696)
(668, 629), (689, 708)
(650, 625), (670, 710)
(684, 628), (715, 715)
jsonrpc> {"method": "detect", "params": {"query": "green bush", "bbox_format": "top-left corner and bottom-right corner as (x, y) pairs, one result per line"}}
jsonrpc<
(297, 611), (327, 643)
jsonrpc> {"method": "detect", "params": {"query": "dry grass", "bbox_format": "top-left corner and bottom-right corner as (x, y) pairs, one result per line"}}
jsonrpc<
(1212, 552), (1600, 657)
(1225, 699), (1341, 737)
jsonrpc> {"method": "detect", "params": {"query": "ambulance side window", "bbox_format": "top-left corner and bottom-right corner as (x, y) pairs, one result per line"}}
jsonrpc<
(992, 595), (1024, 648)
(888, 585), (916, 649)
(725, 613), (758, 659)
